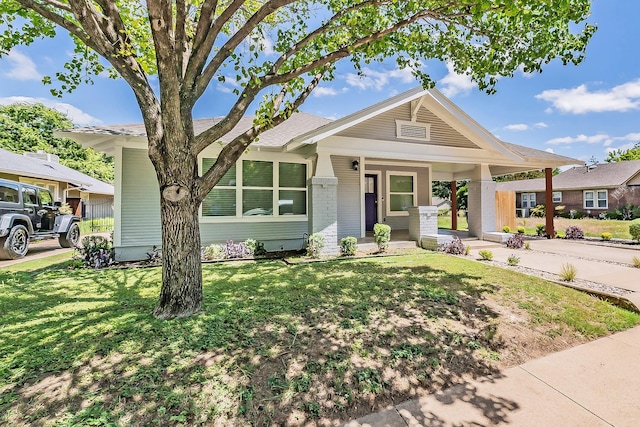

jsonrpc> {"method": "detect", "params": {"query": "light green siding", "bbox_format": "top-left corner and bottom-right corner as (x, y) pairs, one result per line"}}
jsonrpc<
(332, 155), (361, 238)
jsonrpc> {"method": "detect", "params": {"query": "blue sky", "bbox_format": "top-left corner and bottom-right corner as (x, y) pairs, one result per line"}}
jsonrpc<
(0, 0), (638, 164)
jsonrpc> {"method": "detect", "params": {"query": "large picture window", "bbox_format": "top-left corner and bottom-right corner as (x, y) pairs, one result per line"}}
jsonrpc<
(387, 172), (416, 215)
(202, 158), (307, 219)
(584, 190), (607, 209)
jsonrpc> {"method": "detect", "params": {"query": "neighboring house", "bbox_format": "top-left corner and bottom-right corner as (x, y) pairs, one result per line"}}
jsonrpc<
(496, 160), (640, 217)
(60, 88), (578, 261)
(0, 148), (114, 218)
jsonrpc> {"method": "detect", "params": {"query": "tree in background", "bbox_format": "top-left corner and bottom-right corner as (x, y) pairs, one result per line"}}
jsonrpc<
(493, 168), (559, 182)
(0, 103), (114, 182)
(606, 142), (640, 163)
(1, 1), (595, 318)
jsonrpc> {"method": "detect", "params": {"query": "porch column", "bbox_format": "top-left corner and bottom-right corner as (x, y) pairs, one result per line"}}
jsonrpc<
(451, 180), (458, 230)
(408, 206), (438, 241)
(467, 164), (497, 238)
(307, 153), (339, 255)
(545, 167), (555, 238)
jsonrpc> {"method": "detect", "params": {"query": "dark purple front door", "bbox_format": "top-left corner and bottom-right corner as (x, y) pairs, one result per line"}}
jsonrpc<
(365, 174), (378, 231)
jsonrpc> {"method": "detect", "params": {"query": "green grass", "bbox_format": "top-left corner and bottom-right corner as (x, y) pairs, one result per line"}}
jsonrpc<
(438, 213), (468, 230)
(517, 217), (636, 240)
(1, 253), (637, 426)
(79, 217), (114, 234)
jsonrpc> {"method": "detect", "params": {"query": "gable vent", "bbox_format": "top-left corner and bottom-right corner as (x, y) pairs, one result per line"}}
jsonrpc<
(395, 120), (430, 141)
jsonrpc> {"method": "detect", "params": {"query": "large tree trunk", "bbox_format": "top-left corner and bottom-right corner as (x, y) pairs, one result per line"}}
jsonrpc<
(152, 194), (203, 319)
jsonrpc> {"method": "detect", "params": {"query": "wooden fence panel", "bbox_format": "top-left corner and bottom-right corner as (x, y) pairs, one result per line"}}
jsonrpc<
(495, 190), (516, 231)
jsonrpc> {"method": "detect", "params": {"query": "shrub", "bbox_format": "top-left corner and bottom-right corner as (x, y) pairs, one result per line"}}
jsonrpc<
(307, 233), (325, 258)
(632, 256), (640, 268)
(340, 236), (358, 256)
(478, 250), (493, 261)
(536, 224), (546, 236)
(58, 202), (73, 215)
(554, 205), (566, 216)
(601, 232), (612, 241)
(564, 225), (584, 240)
(524, 241), (531, 250)
(373, 223), (391, 252)
(203, 244), (226, 260)
(506, 233), (524, 249)
(440, 237), (465, 255)
(530, 204), (546, 218)
(560, 263), (577, 281)
(556, 231), (566, 239)
(507, 254), (520, 266)
(75, 235), (115, 269)
(502, 225), (511, 233)
(464, 245), (471, 256)
(516, 226), (525, 234)
(245, 239), (267, 257)
(570, 210), (584, 219)
(629, 221), (640, 242)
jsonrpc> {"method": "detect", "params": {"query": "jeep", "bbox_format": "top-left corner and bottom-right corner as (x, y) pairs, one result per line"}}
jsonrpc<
(0, 178), (81, 260)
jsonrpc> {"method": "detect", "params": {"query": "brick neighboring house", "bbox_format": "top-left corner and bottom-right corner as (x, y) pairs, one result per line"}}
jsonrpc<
(495, 160), (640, 218)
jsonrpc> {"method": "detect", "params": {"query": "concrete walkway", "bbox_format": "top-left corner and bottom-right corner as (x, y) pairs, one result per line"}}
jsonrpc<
(344, 326), (640, 426)
(344, 238), (640, 426)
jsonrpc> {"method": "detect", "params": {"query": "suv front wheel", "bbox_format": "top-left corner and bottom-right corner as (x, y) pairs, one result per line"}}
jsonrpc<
(0, 224), (29, 260)
(59, 222), (80, 248)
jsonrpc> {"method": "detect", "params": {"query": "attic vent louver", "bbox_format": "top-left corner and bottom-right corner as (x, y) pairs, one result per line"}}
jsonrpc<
(395, 120), (430, 141)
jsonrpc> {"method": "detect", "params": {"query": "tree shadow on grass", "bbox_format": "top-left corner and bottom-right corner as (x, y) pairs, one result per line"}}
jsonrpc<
(1, 255), (515, 426)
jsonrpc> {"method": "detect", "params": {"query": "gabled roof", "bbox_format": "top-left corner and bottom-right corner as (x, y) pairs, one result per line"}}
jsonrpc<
(0, 148), (114, 195)
(496, 160), (640, 192)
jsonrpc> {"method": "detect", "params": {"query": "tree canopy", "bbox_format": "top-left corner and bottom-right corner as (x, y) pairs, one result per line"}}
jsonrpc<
(606, 142), (640, 163)
(0, 103), (114, 182)
(0, 0), (596, 318)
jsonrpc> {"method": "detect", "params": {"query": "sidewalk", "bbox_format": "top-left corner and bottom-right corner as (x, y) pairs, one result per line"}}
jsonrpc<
(344, 238), (640, 426)
(344, 325), (640, 426)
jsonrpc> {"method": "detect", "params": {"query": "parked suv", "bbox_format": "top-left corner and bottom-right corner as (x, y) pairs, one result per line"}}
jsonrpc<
(0, 178), (80, 260)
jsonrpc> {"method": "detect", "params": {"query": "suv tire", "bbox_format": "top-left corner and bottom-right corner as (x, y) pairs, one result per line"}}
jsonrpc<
(59, 222), (80, 248)
(0, 224), (30, 260)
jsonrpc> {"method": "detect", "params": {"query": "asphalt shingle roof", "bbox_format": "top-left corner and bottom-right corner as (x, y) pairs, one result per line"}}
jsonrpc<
(0, 148), (114, 195)
(68, 112), (334, 148)
(495, 159), (640, 192)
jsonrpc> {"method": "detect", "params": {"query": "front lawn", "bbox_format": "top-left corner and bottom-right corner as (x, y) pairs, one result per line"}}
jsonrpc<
(1, 254), (637, 426)
(517, 217), (636, 239)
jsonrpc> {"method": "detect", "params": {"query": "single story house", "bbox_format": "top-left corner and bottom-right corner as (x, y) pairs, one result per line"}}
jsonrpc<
(60, 88), (579, 261)
(0, 147), (114, 217)
(496, 160), (640, 217)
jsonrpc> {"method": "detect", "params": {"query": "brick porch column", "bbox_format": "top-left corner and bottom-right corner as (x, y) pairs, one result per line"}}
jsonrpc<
(467, 164), (497, 238)
(308, 177), (338, 255)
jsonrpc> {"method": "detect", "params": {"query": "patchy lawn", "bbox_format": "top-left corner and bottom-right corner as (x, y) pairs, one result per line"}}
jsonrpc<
(517, 217), (636, 240)
(1, 253), (638, 426)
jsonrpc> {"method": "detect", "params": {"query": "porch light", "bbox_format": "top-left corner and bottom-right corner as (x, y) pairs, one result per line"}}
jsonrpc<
(352, 160), (359, 171)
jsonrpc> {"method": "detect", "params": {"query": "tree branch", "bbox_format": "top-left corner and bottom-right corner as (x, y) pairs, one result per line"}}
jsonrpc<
(195, 70), (325, 201)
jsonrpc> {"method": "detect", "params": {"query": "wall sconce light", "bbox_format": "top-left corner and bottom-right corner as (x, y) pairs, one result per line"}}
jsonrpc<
(352, 160), (359, 171)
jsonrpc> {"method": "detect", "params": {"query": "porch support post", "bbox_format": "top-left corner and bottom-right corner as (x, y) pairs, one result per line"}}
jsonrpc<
(451, 180), (458, 230)
(467, 164), (497, 238)
(308, 153), (339, 255)
(545, 167), (555, 238)
(408, 206), (438, 242)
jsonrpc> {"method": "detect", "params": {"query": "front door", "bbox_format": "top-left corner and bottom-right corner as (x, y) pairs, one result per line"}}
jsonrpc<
(365, 174), (378, 231)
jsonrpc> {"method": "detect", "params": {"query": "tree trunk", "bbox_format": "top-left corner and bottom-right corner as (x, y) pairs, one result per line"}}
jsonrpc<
(152, 180), (203, 319)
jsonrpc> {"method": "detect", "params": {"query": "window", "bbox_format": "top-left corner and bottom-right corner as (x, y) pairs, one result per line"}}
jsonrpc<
(201, 158), (307, 218)
(552, 192), (562, 203)
(387, 172), (416, 215)
(22, 187), (37, 205)
(39, 189), (53, 206)
(521, 193), (536, 208)
(584, 190), (608, 209)
(0, 183), (19, 203)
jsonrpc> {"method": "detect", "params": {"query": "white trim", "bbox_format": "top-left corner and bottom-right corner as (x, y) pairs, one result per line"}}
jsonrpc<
(584, 189), (608, 209)
(359, 156), (366, 237)
(386, 171), (417, 216)
(521, 192), (536, 209)
(552, 191), (562, 203)
(113, 145), (123, 247)
(366, 159), (432, 168)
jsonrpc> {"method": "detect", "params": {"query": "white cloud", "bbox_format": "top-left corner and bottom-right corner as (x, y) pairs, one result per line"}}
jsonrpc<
(439, 62), (475, 97)
(535, 79), (640, 114)
(546, 133), (612, 145)
(4, 49), (42, 81)
(544, 148), (555, 153)
(0, 96), (102, 126)
(604, 132), (640, 153)
(345, 66), (416, 91)
(312, 86), (348, 97)
(504, 123), (529, 131)
(534, 122), (548, 128)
